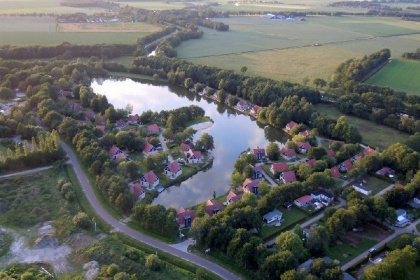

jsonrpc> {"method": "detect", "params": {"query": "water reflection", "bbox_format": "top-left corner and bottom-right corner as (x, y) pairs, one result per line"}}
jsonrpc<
(91, 78), (288, 209)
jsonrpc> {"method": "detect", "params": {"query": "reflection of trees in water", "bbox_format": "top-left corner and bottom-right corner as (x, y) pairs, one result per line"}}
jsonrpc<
(264, 125), (289, 143)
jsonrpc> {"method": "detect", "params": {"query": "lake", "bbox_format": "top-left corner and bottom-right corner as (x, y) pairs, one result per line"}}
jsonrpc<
(91, 78), (288, 209)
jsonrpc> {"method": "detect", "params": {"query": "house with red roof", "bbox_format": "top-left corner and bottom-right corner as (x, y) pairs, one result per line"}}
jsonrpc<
(242, 178), (261, 195)
(140, 170), (159, 189)
(250, 105), (262, 117)
(177, 207), (195, 228)
(298, 130), (310, 137)
(115, 119), (126, 128)
(281, 147), (297, 161)
(96, 115), (106, 124)
(115, 153), (127, 162)
(285, 121), (298, 132)
(108, 145), (124, 160)
(164, 161), (182, 179)
(249, 164), (263, 179)
(236, 99), (249, 111)
(187, 150), (202, 163)
(327, 149), (336, 157)
(206, 200), (223, 216)
(330, 167), (341, 178)
(147, 124), (160, 135)
(351, 153), (363, 164)
(130, 183), (145, 200)
(364, 146), (376, 156)
(143, 142), (158, 156)
(180, 142), (193, 154)
(339, 159), (353, 172)
(280, 171), (297, 184)
(294, 195), (313, 208)
(376, 167), (395, 178)
(297, 142), (312, 154)
(128, 114), (140, 124)
(96, 125), (106, 132)
(270, 163), (289, 174)
(227, 190), (243, 205)
(253, 146), (266, 161)
(306, 158), (316, 167)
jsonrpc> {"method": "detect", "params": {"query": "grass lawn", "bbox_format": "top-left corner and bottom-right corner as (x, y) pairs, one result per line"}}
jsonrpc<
(315, 103), (409, 150)
(366, 59), (420, 96)
(362, 175), (391, 195)
(261, 207), (308, 241)
(327, 238), (378, 263)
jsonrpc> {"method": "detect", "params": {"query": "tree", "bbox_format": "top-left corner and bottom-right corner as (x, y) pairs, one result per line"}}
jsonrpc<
(313, 78), (327, 89)
(184, 77), (193, 89)
(275, 231), (308, 261)
(0, 87), (14, 100)
(305, 225), (329, 256)
(72, 212), (92, 230)
(307, 146), (327, 160)
(266, 142), (280, 160)
(195, 133), (214, 151)
(145, 254), (161, 271)
(240, 66), (248, 74)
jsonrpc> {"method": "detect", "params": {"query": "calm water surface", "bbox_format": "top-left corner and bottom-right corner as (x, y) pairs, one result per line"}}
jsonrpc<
(91, 78), (288, 209)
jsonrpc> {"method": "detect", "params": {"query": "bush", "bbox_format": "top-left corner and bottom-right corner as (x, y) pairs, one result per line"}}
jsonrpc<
(72, 212), (92, 230)
(145, 254), (161, 271)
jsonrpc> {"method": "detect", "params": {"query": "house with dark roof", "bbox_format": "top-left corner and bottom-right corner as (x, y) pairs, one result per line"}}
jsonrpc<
(311, 189), (334, 206)
(281, 147), (296, 161)
(130, 183), (145, 200)
(376, 167), (395, 178)
(140, 170), (159, 189)
(236, 99), (249, 111)
(352, 181), (371, 195)
(147, 124), (160, 135)
(177, 207), (195, 228)
(143, 142), (158, 156)
(242, 178), (261, 195)
(270, 163), (289, 174)
(164, 161), (182, 179)
(227, 190), (243, 205)
(206, 200), (223, 216)
(294, 195), (313, 208)
(253, 146), (266, 161)
(280, 171), (297, 184)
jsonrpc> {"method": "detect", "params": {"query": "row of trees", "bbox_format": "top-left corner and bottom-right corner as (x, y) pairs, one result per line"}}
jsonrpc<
(402, 48), (420, 60)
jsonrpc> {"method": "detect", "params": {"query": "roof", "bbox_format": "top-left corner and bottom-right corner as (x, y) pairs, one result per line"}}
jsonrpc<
(327, 149), (335, 157)
(281, 147), (296, 157)
(143, 142), (156, 153)
(189, 150), (202, 160)
(282, 171), (297, 183)
(263, 209), (283, 221)
(298, 141), (312, 150)
(166, 161), (181, 173)
(177, 207), (195, 224)
(108, 145), (120, 156)
(376, 167), (394, 175)
(330, 167), (340, 178)
(251, 105), (261, 112)
(237, 99), (248, 106)
(286, 121), (298, 129)
(227, 190), (242, 203)
(298, 130), (310, 137)
(116, 119), (126, 127)
(271, 163), (289, 172)
(253, 147), (266, 157)
(142, 170), (158, 184)
(295, 195), (313, 204)
(115, 153), (126, 162)
(364, 146), (376, 156)
(206, 200), (223, 216)
(306, 158), (316, 167)
(250, 164), (262, 172)
(242, 178), (261, 191)
(96, 125), (105, 132)
(130, 183), (143, 197)
(84, 110), (95, 119)
(342, 159), (353, 170)
(147, 124), (159, 134)
(311, 189), (334, 199)
(128, 114), (139, 122)
(180, 142), (191, 152)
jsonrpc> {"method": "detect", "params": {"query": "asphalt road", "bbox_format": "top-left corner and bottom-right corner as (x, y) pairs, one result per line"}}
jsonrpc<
(60, 142), (241, 280)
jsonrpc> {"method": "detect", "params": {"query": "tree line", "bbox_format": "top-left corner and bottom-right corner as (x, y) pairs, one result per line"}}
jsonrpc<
(402, 48), (420, 60)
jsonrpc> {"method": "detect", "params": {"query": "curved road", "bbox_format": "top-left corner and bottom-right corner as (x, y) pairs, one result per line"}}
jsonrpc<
(61, 142), (241, 280)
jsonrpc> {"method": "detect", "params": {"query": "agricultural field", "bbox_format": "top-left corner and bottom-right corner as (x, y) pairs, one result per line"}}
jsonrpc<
(0, 16), (162, 46)
(0, 0), (103, 14)
(366, 59), (420, 96)
(177, 16), (420, 83)
(314, 103), (409, 150)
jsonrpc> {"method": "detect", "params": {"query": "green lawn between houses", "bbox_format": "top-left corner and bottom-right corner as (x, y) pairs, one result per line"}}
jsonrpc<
(261, 207), (308, 241)
(314, 103), (409, 150)
(366, 59), (420, 96)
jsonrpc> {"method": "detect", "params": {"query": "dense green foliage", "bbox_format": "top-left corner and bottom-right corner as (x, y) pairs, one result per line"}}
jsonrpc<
(402, 48), (420, 60)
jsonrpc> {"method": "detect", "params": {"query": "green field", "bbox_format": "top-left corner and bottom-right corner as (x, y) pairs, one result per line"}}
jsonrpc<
(315, 104), (409, 150)
(366, 59), (420, 96)
(0, 0), (103, 14)
(177, 16), (420, 84)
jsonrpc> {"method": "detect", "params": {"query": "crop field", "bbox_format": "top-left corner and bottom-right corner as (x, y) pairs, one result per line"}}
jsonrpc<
(315, 103), (409, 150)
(0, 0), (103, 14)
(0, 17), (161, 46)
(366, 59), (420, 96)
(177, 16), (420, 83)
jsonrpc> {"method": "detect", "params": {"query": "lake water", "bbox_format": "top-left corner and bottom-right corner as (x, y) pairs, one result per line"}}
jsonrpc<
(91, 78), (288, 209)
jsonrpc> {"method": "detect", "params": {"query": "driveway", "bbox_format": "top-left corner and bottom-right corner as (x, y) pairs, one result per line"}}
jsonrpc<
(60, 142), (241, 280)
